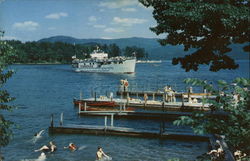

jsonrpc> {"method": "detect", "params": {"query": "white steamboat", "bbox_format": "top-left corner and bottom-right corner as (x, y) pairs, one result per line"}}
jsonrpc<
(72, 47), (136, 73)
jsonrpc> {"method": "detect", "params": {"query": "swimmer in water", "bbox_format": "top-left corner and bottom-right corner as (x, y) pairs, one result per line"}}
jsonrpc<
(35, 141), (57, 153)
(96, 146), (109, 160)
(64, 143), (77, 151)
(34, 130), (44, 137)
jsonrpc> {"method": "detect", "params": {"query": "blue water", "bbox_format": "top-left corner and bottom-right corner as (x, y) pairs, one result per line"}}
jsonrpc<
(2, 60), (249, 161)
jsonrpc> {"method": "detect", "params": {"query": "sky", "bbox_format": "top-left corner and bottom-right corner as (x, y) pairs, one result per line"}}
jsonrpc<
(0, 0), (158, 41)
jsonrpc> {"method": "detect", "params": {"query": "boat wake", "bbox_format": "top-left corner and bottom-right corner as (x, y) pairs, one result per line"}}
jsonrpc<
(21, 152), (46, 161)
(78, 145), (87, 151)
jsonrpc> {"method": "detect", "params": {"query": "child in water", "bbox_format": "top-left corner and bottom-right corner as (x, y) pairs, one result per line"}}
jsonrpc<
(64, 143), (77, 151)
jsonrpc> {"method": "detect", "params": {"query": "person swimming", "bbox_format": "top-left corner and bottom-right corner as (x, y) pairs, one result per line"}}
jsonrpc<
(64, 143), (77, 151)
(34, 130), (44, 137)
(96, 146), (109, 160)
(35, 141), (57, 153)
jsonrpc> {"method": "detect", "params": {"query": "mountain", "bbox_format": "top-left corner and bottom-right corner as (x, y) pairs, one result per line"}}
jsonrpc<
(38, 36), (249, 60)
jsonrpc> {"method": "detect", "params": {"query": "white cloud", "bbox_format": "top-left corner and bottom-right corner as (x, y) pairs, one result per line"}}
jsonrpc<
(99, 0), (137, 9)
(113, 17), (147, 26)
(45, 12), (68, 19)
(121, 8), (136, 12)
(93, 25), (106, 28)
(2, 35), (18, 40)
(104, 27), (124, 33)
(88, 16), (97, 22)
(13, 21), (39, 31)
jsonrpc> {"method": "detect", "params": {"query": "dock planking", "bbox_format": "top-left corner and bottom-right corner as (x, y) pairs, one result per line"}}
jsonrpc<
(74, 97), (211, 112)
(49, 124), (209, 141)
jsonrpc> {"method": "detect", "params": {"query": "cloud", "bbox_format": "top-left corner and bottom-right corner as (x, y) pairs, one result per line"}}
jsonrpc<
(13, 21), (39, 31)
(104, 27), (124, 33)
(99, 0), (137, 9)
(88, 16), (97, 22)
(113, 17), (147, 26)
(121, 8), (136, 12)
(45, 12), (68, 19)
(93, 25), (106, 28)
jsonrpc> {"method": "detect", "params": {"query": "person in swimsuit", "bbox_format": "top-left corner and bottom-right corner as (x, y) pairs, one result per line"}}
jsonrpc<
(64, 143), (77, 151)
(96, 146), (108, 160)
(35, 141), (57, 153)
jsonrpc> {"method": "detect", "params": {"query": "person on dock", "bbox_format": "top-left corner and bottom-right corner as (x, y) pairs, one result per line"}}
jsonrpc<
(96, 146), (109, 160)
(64, 143), (77, 151)
(207, 140), (224, 160)
(35, 141), (57, 153)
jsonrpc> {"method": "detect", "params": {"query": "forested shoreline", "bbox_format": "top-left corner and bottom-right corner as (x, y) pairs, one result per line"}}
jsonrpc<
(7, 40), (148, 64)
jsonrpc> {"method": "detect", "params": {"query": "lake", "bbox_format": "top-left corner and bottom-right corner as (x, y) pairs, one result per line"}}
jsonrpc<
(2, 60), (249, 161)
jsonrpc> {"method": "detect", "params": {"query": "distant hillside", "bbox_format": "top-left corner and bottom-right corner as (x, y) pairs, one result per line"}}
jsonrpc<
(38, 36), (249, 60)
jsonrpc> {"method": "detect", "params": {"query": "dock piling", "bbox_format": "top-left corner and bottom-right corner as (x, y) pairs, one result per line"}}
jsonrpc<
(111, 114), (114, 127)
(80, 90), (82, 100)
(104, 116), (107, 127)
(60, 113), (63, 126)
(94, 92), (97, 101)
(84, 102), (87, 111)
(78, 102), (81, 114)
(50, 114), (54, 128)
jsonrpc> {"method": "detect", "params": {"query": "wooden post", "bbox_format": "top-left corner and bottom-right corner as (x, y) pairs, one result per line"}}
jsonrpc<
(136, 92), (139, 99)
(84, 102), (87, 111)
(104, 116), (107, 127)
(106, 91), (108, 97)
(80, 90), (82, 100)
(111, 114), (114, 127)
(60, 112), (63, 126)
(123, 103), (126, 111)
(202, 96), (204, 109)
(94, 92), (97, 101)
(162, 102), (165, 111)
(126, 93), (129, 105)
(119, 104), (122, 111)
(50, 114), (54, 128)
(181, 94), (184, 107)
(91, 88), (94, 97)
(152, 93), (155, 101)
(78, 102), (81, 114)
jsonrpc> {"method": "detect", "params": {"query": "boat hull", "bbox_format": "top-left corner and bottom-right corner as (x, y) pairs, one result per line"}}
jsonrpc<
(74, 58), (136, 73)
(74, 99), (117, 107)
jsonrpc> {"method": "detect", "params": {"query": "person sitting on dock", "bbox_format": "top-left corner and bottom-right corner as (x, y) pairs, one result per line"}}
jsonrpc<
(35, 141), (57, 153)
(207, 141), (224, 160)
(64, 143), (77, 151)
(96, 146), (109, 160)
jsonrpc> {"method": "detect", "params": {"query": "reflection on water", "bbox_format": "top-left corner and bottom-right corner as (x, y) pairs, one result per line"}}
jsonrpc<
(3, 61), (249, 161)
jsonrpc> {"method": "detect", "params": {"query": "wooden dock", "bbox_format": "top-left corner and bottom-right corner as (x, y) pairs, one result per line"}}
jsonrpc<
(49, 124), (209, 141)
(74, 97), (211, 112)
(78, 110), (193, 120)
